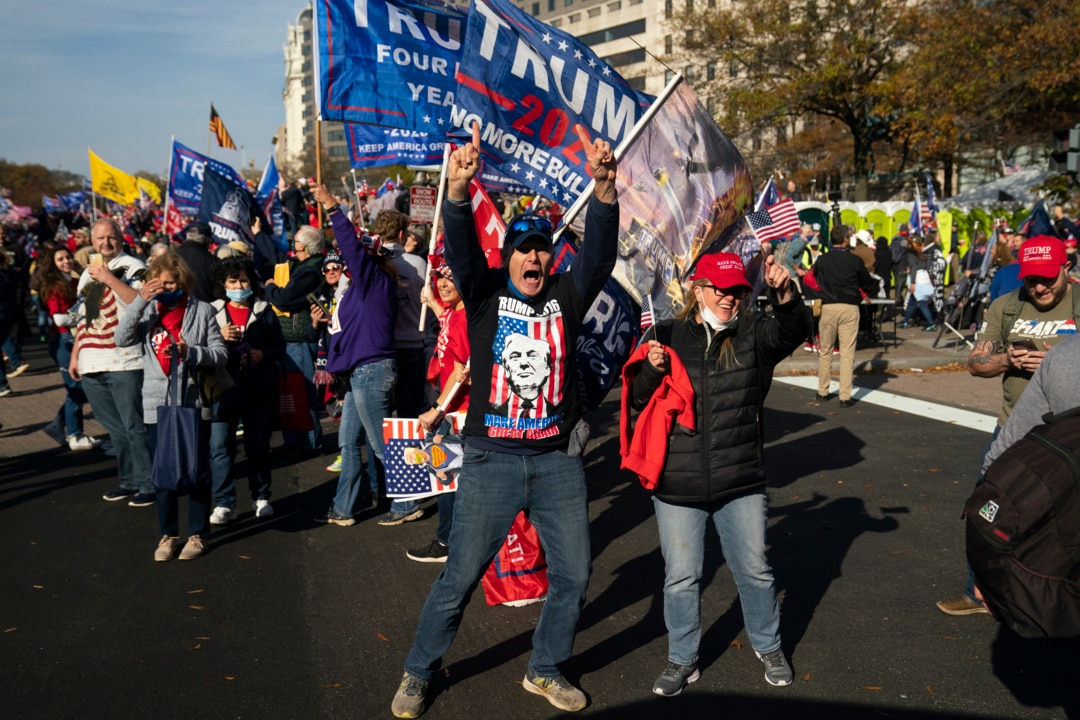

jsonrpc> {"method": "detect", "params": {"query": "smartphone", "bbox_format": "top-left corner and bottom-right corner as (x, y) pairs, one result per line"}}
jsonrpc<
(1011, 339), (1037, 351)
(307, 293), (333, 317)
(88, 253), (104, 266)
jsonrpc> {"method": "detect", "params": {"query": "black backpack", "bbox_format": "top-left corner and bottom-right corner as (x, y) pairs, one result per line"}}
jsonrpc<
(966, 407), (1080, 638)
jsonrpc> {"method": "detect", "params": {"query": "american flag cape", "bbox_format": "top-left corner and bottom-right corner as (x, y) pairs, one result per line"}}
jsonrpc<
(746, 197), (800, 243)
(384, 414), (465, 500)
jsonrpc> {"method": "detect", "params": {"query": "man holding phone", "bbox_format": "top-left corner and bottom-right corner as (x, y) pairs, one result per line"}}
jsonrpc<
(936, 235), (1080, 616)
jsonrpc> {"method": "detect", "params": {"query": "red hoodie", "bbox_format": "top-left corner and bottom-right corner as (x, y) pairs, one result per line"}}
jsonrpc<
(619, 342), (696, 490)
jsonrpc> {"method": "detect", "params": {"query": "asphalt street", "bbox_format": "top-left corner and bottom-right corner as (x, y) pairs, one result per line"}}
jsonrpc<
(2, 362), (1075, 720)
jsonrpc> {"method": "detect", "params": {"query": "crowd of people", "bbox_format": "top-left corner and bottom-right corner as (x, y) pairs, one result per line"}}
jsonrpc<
(3, 154), (1080, 716)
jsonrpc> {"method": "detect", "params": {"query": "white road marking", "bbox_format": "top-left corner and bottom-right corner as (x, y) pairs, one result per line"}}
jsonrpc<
(775, 376), (997, 434)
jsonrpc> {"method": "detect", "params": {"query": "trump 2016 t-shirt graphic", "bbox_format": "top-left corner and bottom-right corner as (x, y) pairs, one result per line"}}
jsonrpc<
(485, 295), (567, 440)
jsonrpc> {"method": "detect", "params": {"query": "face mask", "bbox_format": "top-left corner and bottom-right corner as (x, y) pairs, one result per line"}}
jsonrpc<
(158, 289), (184, 305)
(699, 300), (737, 332)
(226, 288), (253, 302)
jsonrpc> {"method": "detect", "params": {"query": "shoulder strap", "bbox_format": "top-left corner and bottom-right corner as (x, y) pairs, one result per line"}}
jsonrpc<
(998, 287), (1026, 340)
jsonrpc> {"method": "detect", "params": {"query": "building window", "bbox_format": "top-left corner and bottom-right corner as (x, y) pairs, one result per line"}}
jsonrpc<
(607, 0), (621, 8)
(568, 12), (579, 21)
(665, 69), (674, 85)
(548, 0), (555, 10)
(603, 48), (647, 67)
(588, 7), (601, 17)
(304, 121), (313, 135)
(302, 75), (312, 87)
(303, 30), (311, 43)
(302, 107), (312, 119)
(532, 2), (539, 12)
(752, 133), (762, 151)
(664, 34), (672, 55)
(302, 91), (312, 104)
(707, 96), (716, 114)
(629, 0), (642, 4)
(302, 61), (311, 73)
(686, 0), (693, 8)
(685, 65), (694, 83)
(328, 146), (349, 157)
(328, 130), (345, 142)
(565, 0), (572, 6)
(627, 75), (647, 91)
(707, 62), (716, 81)
(730, 60), (738, 78)
(664, 0), (672, 17)
(551, 17), (562, 26)
(579, 19), (646, 45)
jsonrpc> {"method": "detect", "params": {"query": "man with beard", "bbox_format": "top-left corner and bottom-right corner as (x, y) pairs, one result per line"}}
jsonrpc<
(936, 235), (1080, 616)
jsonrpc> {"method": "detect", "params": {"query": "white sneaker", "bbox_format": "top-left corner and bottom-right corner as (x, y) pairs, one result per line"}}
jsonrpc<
(253, 499), (274, 518)
(67, 433), (102, 451)
(209, 506), (236, 525)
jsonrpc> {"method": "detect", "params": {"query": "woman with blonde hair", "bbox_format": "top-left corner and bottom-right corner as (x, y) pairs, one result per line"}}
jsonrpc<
(623, 252), (809, 697)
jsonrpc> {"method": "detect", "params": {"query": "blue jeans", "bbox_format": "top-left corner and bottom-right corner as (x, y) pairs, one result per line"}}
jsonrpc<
(48, 334), (86, 436)
(404, 448), (591, 680)
(210, 410), (273, 509)
(282, 341), (323, 450)
(82, 370), (153, 494)
(653, 493), (781, 664)
(904, 296), (935, 325)
(332, 359), (399, 517)
(0, 323), (15, 389)
(3, 335), (22, 370)
(436, 492), (456, 545)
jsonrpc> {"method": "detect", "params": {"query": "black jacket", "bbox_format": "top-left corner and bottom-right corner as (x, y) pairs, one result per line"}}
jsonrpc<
(174, 241), (220, 304)
(813, 247), (876, 305)
(630, 294), (810, 504)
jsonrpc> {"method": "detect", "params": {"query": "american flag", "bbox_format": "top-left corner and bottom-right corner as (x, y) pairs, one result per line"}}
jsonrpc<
(639, 293), (654, 333)
(746, 197), (800, 243)
(490, 310), (566, 419)
(910, 186), (923, 236)
(209, 104), (236, 150)
(383, 416), (463, 500)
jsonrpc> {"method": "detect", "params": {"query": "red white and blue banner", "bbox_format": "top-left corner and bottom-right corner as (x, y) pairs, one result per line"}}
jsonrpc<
(255, 154), (288, 252)
(451, 0), (652, 207)
(168, 139), (247, 215)
(384, 415), (465, 500)
(315, 0), (466, 134)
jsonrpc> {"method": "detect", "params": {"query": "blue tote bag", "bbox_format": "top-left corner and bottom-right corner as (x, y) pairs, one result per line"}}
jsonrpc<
(152, 351), (211, 491)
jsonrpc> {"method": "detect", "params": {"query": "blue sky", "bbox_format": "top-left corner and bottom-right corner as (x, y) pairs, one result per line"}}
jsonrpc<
(0, 1), (308, 180)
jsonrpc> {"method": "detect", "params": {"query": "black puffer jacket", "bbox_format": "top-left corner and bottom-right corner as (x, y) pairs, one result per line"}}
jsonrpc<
(630, 295), (810, 504)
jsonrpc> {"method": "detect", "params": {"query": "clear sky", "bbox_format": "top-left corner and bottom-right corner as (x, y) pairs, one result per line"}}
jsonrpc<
(0, 1), (309, 180)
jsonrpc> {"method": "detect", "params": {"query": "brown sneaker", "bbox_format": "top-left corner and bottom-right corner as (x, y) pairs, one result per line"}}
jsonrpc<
(154, 536), (181, 562)
(935, 595), (989, 616)
(178, 535), (206, 561)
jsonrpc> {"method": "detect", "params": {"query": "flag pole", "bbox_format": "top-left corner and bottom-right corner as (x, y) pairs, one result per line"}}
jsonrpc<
(419, 142), (453, 332)
(316, 118), (324, 228)
(163, 135), (175, 238)
(554, 72), (684, 242)
(208, 100), (213, 156)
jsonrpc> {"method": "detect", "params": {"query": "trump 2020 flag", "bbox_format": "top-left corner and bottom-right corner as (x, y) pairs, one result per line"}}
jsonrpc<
(42, 195), (64, 214)
(347, 123), (446, 168)
(452, 0), (652, 206)
(746, 197), (800, 243)
(384, 415), (465, 500)
(315, 0), (466, 134)
(255, 154), (287, 252)
(168, 140), (247, 215)
(199, 167), (260, 247)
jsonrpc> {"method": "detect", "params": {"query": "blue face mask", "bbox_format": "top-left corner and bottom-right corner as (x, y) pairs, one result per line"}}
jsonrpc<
(226, 288), (253, 302)
(158, 289), (184, 305)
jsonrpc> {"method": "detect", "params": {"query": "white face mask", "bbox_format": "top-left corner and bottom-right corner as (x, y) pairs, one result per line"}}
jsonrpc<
(698, 299), (737, 332)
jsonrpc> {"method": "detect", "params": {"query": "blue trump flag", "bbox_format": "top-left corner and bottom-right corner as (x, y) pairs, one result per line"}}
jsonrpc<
(255, 154), (288, 252)
(315, 0), (466, 134)
(168, 139), (247, 215)
(451, 0), (652, 206)
(551, 237), (638, 411)
(347, 124), (446, 168)
(42, 195), (64, 214)
(199, 166), (264, 248)
(1019, 199), (1055, 238)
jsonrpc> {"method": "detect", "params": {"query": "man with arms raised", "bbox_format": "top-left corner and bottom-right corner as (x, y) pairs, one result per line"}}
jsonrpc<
(391, 124), (618, 717)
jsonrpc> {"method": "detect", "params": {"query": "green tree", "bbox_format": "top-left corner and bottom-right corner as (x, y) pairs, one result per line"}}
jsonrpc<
(671, 0), (910, 200)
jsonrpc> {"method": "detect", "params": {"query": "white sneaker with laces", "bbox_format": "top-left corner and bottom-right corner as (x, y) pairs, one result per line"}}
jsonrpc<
(254, 499), (274, 518)
(209, 506), (236, 525)
(67, 434), (102, 451)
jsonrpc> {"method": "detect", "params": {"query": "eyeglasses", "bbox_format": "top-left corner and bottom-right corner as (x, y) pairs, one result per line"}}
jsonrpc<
(704, 285), (750, 300)
(323, 265), (343, 274)
(508, 214), (552, 239)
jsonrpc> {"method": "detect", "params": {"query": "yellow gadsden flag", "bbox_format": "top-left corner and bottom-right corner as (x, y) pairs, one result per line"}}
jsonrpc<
(88, 149), (139, 205)
(136, 177), (162, 205)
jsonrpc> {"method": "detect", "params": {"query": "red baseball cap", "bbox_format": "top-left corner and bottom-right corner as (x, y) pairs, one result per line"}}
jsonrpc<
(1018, 236), (1067, 279)
(690, 252), (750, 290)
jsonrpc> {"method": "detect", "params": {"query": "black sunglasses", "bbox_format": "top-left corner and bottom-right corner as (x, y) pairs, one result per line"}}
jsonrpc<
(704, 285), (750, 300)
(508, 214), (552, 238)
